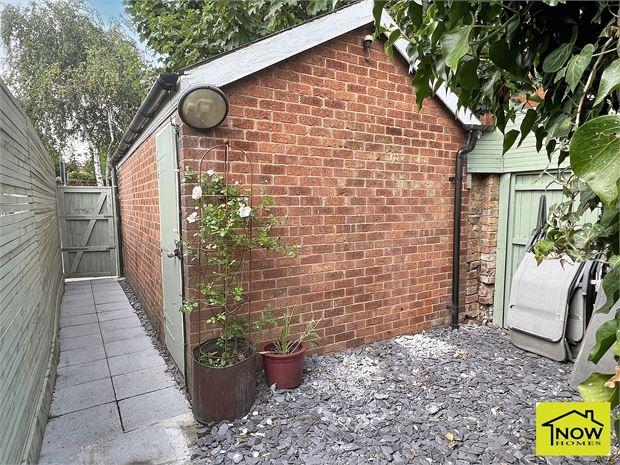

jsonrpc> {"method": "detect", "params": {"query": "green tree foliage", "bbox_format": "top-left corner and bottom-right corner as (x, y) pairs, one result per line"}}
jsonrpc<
(0, 0), (154, 184)
(124, 0), (353, 70)
(374, 0), (619, 414)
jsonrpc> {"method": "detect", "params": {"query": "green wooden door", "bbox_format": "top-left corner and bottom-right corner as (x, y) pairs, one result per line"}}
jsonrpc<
(494, 172), (565, 327)
(57, 186), (119, 278)
(156, 124), (185, 376)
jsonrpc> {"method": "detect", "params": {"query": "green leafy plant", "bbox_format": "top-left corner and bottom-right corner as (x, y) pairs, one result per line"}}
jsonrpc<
(371, 0), (619, 423)
(261, 308), (323, 355)
(125, 0), (355, 70)
(181, 169), (296, 367)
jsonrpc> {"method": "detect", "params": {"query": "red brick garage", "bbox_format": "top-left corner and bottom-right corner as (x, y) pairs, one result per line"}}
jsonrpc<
(112, 1), (493, 388)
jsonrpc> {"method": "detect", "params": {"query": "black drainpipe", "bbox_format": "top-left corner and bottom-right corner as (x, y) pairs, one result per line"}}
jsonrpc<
(449, 128), (483, 329)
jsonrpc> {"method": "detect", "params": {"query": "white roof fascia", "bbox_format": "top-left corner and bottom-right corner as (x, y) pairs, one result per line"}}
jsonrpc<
(117, 0), (480, 167)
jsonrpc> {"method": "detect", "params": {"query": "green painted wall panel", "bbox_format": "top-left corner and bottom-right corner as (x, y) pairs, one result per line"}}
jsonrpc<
(155, 124), (185, 376)
(468, 114), (568, 174)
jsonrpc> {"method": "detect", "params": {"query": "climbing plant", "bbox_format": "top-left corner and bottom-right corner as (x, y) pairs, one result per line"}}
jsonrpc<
(180, 168), (296, 367)
(372, 0), (619, 417)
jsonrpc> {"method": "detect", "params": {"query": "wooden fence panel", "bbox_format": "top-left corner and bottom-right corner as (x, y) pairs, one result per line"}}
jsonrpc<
(0, 79), (64, 464)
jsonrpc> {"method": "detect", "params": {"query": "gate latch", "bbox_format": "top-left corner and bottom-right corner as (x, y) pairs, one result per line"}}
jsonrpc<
(166, 241), (181, 258)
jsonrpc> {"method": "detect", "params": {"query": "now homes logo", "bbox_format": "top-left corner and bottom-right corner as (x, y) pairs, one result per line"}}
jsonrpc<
(536, 402), (611, 456)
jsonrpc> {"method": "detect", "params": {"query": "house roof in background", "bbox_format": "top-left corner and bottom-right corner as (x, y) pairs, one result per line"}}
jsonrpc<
(115, 0), (481, 167)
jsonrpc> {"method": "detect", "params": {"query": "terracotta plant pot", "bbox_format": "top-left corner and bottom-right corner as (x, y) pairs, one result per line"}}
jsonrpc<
(192, 338), (256, 423)
(261, 342), (307, 389)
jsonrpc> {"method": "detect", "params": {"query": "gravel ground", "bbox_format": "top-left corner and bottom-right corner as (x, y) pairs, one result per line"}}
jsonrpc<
(191, 325), (616, 465)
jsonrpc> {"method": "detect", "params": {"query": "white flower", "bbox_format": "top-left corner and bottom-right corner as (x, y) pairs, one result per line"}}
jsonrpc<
(238, 204), (252, 218)
(187, 212), (199, 223)
(206, 169), (215, 176)
(191, 185), (202, 200)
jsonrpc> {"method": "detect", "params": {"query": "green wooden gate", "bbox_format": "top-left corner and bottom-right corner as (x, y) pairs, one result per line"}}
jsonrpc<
(57, 186), (119, 278)
(493, 172), (566, 326)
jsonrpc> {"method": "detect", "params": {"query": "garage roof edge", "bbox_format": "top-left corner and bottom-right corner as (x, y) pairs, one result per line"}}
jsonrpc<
(114, 0), (480, 168)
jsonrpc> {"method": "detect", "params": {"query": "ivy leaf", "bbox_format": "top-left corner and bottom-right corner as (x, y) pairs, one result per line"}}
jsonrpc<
(569, 115), (620, 206)
(440, 25), (472, 71)
(489, 40), (520, 77)
(565, 44), (594, 92)
(502, 130), (519, 155)
(448, 1), (469, 25)
(588, 319), (617, 364)
(597, 256), (620, 314)
(457, 59), (480, 90)
(518, 109), (537, 146)
(579, 372), (619, 408)
(412, 64), (431, 110)
(406, 2), (423, 28)
(542, 42), (573, 73)
(495, 104), (506, 133)
(384, 29), (400, 57)
(373, 1), (386, 27)
(593, 58), (620, 106)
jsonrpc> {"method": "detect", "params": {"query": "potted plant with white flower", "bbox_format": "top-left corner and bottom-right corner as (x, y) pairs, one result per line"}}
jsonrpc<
(181, 167), (295, 423)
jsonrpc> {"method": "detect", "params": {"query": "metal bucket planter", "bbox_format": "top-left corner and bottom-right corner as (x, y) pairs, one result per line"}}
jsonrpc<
(192, 338), (257, 423)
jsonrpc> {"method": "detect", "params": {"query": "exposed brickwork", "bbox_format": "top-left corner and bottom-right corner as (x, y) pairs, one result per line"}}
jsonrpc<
(111, 25), (503, 393)
(465, 174), (500, 321)
(116, 136), (165, 336)
(177, 26), (470, 384)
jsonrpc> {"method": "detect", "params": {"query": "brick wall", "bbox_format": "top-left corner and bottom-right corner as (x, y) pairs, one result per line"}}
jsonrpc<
(177, 26), (470, 376)
(465, 174), (500, 321)
(116, 136), (165, 335)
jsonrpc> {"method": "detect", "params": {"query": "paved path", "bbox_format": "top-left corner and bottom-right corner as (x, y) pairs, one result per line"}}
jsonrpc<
(40, 278), (194, 465)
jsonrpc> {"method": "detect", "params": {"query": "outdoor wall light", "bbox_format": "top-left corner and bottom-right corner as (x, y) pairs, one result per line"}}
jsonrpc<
(178, 85), (229, 130)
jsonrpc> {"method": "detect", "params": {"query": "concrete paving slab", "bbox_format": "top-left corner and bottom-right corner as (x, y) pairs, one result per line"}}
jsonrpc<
(97, 309), (136, 322)
(94, 291), (128, 305)
(112, 366), (176, 400)
(50, 378), (116, 417)
(83, 414), (194, 465)
(99, 316), (141, 332)
(108, 348), (164, 376)
(59, 333), (103, 351)
(65, 280), (93, 286)
(105, 338), (156, 357)
(101, 326), (146, 344)
(119, 387), (190, 431)
(60, 304), (96, 316)
(55, 359), (110, 389)
(96, 301), (134, 313)
(39, 403), (121, 463)
(59, 322), (101, 340)
(91, 283), (122, 292)
(62, 294), (95, 305)
(58, 345), (106, 367)
(60, 313), (98, 328)
(63, 286), (92, 296)
(40, 413), (194, 465)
